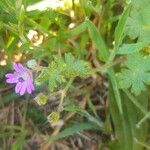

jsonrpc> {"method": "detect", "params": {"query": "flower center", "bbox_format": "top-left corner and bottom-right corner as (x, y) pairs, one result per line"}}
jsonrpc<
(18, 72), (29, 82)
(21, 72), (29, 80)
(18, 77), (24, 83)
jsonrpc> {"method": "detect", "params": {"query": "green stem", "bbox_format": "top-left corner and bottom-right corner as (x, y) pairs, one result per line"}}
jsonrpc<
(137, 112), (150, 128)
(58, 78), (74, 112)
(124, 90), (147, 115)
(135, 138), (150, 150)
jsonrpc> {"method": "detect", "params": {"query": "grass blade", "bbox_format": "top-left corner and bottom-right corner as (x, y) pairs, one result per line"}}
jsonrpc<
(86, 19), (109, 62)
(114, 4), (131, 47)
(48, 122), (98, 141)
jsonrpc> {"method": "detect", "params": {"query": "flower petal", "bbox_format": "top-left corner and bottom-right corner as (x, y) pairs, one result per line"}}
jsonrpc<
(26, 83), (32, 94)
(18, 63), (26, 72)
(28, 72), (33, 81)
(30, 83), (35, 91)
(6, 78), (18, 83)
(13, 63), (26, 72)
(13, 63), (21, 72)
(15, 82), (23, 93)
(5, 73), (17, 78)
(19, 82), (27, 95)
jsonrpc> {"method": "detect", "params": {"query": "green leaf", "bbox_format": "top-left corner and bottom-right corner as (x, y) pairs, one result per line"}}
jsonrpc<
(108, 69), (123, 114)
(26, 18), (49, 34)
(114, 4), (131, 46)
(126, 5), (150, 42)
(36, 53), (91, 91)
(18, 5), (25, 24)
(87, 98), (98, 117)
(80, 0), (96, 17)
(48, 68), (65, 91)
(27, 105), (47, 124)
(117, 42), (148, 54)
(86, 19), (109, 62)
(48, 122), (98, 141)
(64, 103), (103, 128)
(131, 0), (150, 10)
(11, 130), (26, 150)
(36, 61), (65, 91)
(109, 85), (131, 150)
(85, 18), (123, 114)
(118, 53), (150, 95)
(69, 21), (87, 36)
(109, 86), (148, 150)
(64, 53), (91, 78)
(124, 90), (148, 115)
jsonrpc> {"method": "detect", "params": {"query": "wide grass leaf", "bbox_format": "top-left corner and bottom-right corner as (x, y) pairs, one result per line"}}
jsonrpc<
(48, 122), (99, 141)
(114, 4), (131, 47)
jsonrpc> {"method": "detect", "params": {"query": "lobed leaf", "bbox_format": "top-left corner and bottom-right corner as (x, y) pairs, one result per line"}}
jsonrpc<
(36, 53), (91, 91)
(118, 53), (150, 95)
(126, 2), (150, 42)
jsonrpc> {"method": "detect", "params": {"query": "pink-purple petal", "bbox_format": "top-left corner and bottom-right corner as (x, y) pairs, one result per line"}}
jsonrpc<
(15, 82), (23, 93)
(19, 82), (27, 95)
(17, 63), (26, 72)
(28, 72), (33, 81)
(13, 63), (21, 72)
(27, 84), (32, 94)
(6, 78), (18, 83)
(13, 63), (26, 72)
(5, 73), (17, 78)
(30, 83), (35, 91)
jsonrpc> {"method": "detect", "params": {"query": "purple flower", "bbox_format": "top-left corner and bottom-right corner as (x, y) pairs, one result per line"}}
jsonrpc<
(5, 63), (35, 95)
